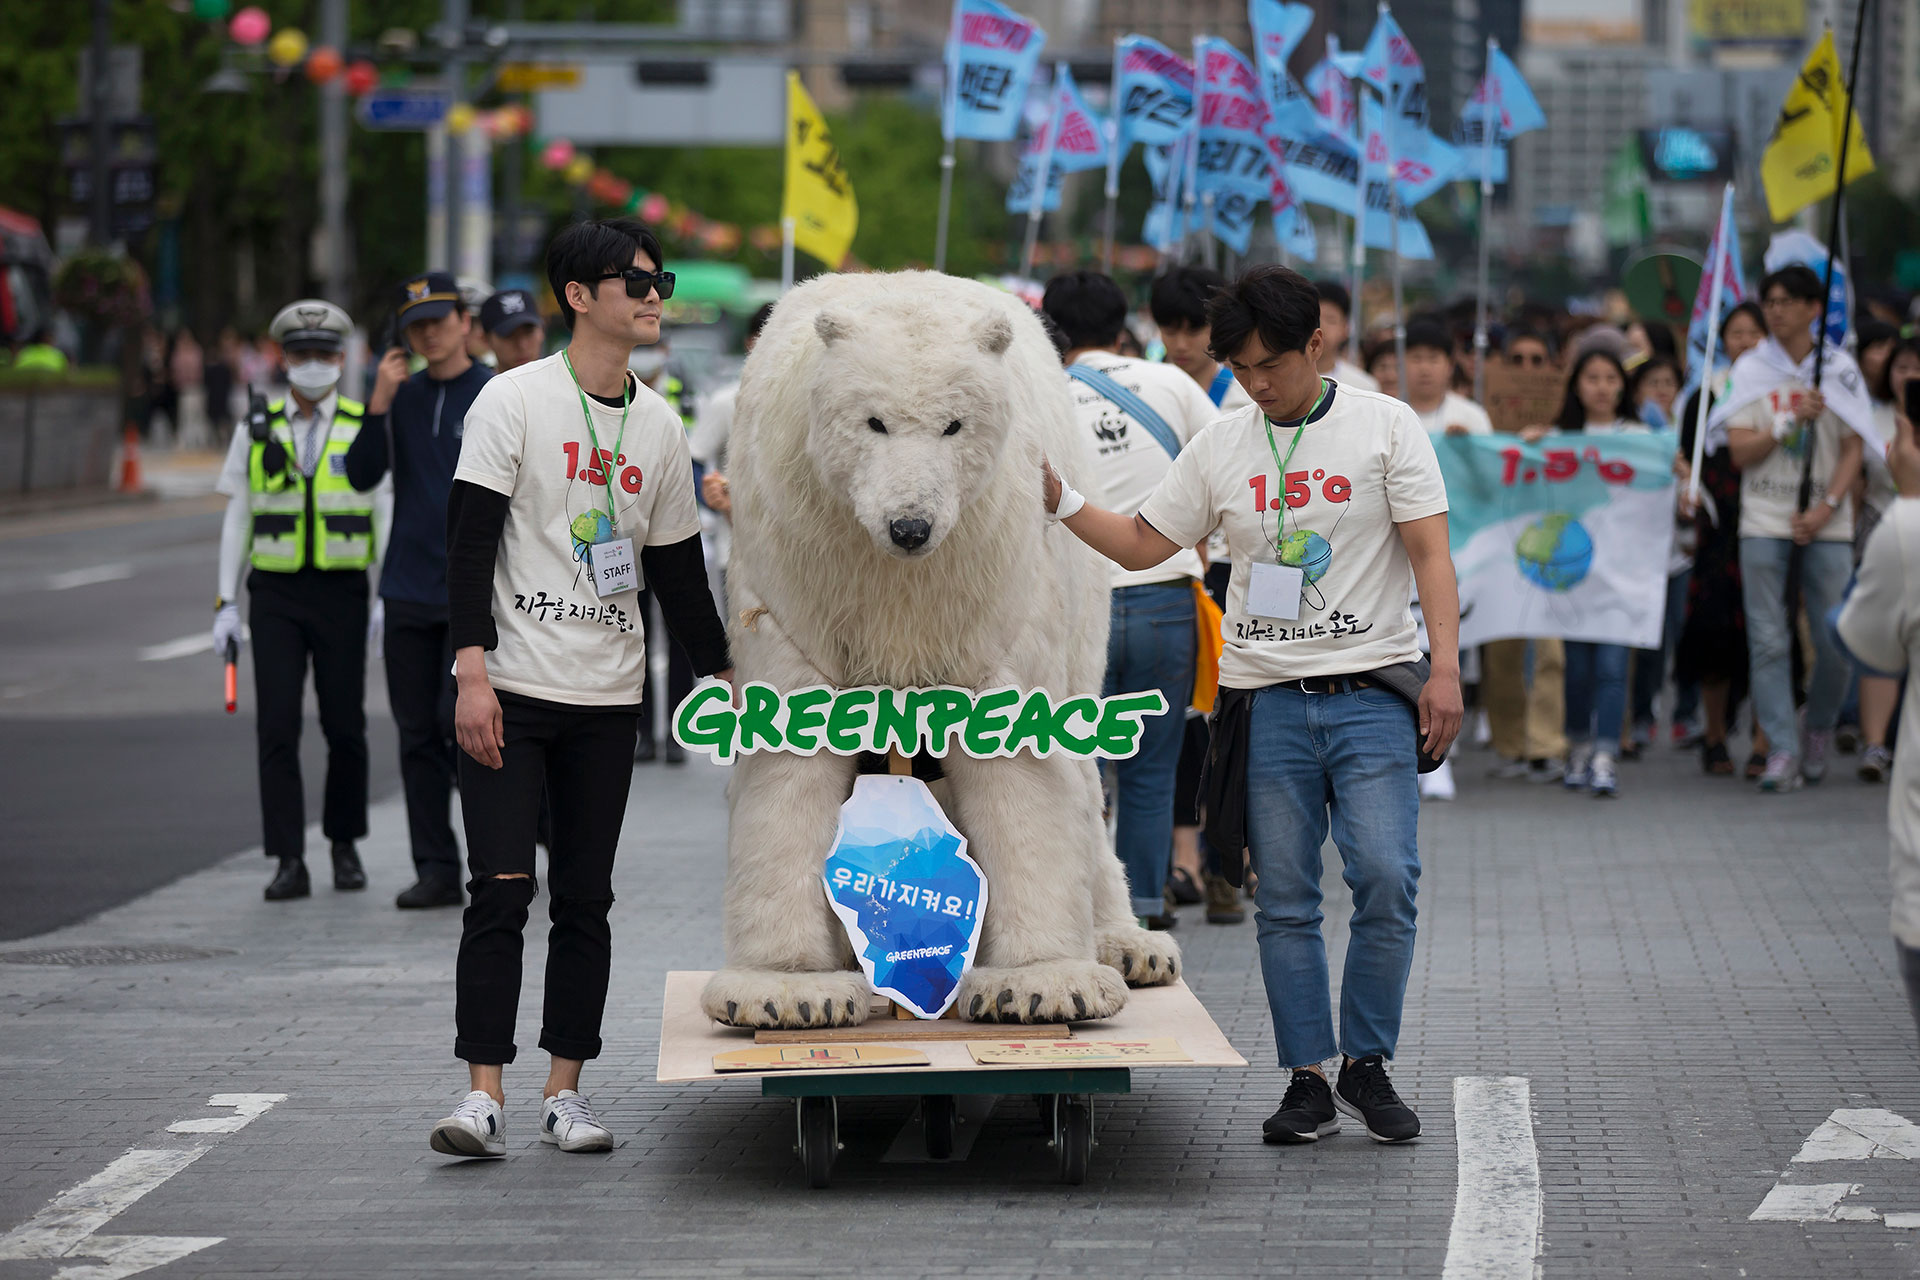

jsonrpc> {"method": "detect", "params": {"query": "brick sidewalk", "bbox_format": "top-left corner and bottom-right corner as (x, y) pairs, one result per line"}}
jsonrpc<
(1, 739), (1916, 1278)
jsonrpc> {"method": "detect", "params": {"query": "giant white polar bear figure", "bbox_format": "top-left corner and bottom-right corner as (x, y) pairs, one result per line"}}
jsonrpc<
(700, 271), (1182, 1029)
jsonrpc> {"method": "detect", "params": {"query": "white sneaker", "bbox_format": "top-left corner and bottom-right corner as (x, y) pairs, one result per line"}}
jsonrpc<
(1419, 756), (1456, 801)
(540, 1089), (614, 1152)
(1589, 751), (1618, 797)
(430, 1090), (505, 1158)
(1563, 743), (1593, 790)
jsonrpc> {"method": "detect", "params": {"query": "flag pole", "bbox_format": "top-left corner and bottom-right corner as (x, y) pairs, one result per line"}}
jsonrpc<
(934, 142), (957, 273)
(1688, 181), (1733, 510)
(1102, 36), (1123, 273)
(1185, 35), (1205, 264)
(1471, 36), (1497, 405)
(1802, 0), (1871, 512)
(933, 0), (961, 273)
(1021, 63), (1065, 280)
(1385, 81), (1407, 393)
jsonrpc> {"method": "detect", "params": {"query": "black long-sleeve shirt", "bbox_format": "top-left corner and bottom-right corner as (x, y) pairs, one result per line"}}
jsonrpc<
(445, 479), (729, 676)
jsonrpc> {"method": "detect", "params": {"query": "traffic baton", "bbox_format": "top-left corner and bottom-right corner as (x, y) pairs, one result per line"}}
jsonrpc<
(223, 639), (238, 714)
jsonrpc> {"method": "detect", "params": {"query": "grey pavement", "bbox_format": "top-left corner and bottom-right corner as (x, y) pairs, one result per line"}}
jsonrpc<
(2, 727), (1918, 1278)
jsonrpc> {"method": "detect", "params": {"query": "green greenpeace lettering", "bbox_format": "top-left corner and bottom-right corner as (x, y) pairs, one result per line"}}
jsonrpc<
(671, 682), (1169, 764)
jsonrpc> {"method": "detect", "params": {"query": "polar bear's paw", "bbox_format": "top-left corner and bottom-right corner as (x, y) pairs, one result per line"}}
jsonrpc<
(1096, 925), (1183, 988)
(956, 960), (1127, 1024)
(700, 968), (874, 1029)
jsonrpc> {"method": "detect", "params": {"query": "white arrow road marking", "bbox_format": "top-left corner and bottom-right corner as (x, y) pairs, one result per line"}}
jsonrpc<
(167, 1092), (287, 1134)
(1442, 1076), (1542, 1280)
(0, 1094), (284, 1278)
(46, 563), (134, 591)
(1791, 1109), (1920, 1162)
(1751, 1182), (1878, 1222)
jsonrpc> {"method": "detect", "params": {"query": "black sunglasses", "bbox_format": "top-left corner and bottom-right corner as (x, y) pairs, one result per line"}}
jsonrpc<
(596, 268), (675, 300)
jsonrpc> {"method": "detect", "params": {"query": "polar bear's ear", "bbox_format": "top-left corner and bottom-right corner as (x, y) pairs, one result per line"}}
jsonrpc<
(974, 312), (1014, 356)
(814, 311), (852, 346)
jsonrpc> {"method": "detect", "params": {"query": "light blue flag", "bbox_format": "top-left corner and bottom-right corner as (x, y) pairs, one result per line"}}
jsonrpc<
(1249, 0), (1317, 130)
(1207, 188), (1262, 254)
(1459, 44), (1546, 139)
(1113, 35), (1195, 151)
(1276, 203), (1318, 259)
(944, 0), (1047, 142)
(1452, 132), (1509, 184)
(1354, 6), (1425, 119)
(1047, 64), (1111, 174)
(1142, 140), (1188, 251)
(1683, 184), (1750, 395)
(1361, 95), (1462, 207)
(1358, 174), (1434, 259)
(1194, 37), (1277, 200)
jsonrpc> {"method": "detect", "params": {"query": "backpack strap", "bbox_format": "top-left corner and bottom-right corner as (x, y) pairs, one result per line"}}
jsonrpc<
(1066, 362), (1181, 460)
(1207, 364), (1235, 407)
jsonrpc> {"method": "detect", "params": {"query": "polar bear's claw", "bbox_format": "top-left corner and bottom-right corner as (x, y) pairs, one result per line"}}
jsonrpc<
(1097, 926), (1183, 989)
(958, 960), (1126, 1024)
(701, 969), (874, 1029)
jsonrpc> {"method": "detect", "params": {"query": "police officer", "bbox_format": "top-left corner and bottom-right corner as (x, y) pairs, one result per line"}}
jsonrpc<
(212, 299), (391, 901)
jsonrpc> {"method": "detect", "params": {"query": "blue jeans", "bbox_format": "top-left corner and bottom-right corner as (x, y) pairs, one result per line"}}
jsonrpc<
(1564, 641), (1630, 748)
(1244, 685), (1421, 1066)
(1103, 581), (1197, 917)
(1740, 537), (1852, 753)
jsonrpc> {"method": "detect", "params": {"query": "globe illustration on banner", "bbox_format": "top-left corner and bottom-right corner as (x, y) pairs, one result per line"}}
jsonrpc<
(1279, 530), (1333, 583)
(1515, 513), (1594, 592)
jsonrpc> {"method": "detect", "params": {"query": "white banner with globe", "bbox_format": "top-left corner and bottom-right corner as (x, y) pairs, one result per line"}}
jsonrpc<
(1433, 432), (1679, 650)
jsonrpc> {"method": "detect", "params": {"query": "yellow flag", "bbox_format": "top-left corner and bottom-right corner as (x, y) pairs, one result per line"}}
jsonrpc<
(1760, 30), (1876, 222)
(783, 72), (857, 268)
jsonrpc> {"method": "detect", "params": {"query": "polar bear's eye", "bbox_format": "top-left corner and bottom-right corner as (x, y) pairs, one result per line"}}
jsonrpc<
(944, 420), (963, 436)
(867, 417), (887, 434)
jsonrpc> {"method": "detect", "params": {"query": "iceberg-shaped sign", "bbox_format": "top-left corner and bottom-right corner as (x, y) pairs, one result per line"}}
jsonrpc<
(822, 775), (988, 1019)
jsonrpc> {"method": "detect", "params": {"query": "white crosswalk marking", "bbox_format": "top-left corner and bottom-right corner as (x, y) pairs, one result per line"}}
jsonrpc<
(1443, 1076), (1542, 1280)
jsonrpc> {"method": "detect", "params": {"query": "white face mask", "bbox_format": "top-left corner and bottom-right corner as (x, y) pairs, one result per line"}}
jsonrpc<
(287, 359), (341, 397)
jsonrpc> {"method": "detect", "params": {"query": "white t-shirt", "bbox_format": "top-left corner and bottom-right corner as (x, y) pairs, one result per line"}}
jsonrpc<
(1068, 352), (1219, 588)
(1837, 498), (1920, 947)
(455, 351), (703, 706)
(1138, 384), (1449, 686)
(1332, 358), (1380, 393)
(1413, 391), (1493, 437)
(1727, 385), (1855, 543)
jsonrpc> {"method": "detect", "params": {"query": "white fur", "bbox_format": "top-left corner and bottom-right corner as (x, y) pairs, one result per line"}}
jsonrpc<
(699, 272), (1180, 1030)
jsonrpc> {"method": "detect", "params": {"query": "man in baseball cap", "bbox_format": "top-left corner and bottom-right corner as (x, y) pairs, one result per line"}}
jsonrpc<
(479, 288), (545, 372)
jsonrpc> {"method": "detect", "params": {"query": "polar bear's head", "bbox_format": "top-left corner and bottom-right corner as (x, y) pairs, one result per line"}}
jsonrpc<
(802, 304), (1018, 559)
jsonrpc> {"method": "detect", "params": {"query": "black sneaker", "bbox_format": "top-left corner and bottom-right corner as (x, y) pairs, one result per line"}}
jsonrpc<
(1333, 1054), (1420, 1142)
(1263, 1068), (1339, 1143)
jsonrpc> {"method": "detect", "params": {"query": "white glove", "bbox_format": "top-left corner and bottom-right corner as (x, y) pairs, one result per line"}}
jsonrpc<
(367, 598), (385, 655)
(212, 604), (242, 662)
(1048, 476), (1087, 524)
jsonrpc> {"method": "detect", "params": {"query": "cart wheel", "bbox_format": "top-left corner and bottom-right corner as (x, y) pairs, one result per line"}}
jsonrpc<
(922, 1095), (957, 1161)
(1035, 1093), (1059, 1132)
(1056, 1096), (1092, 1185)
(796, 1096), (838, 1189)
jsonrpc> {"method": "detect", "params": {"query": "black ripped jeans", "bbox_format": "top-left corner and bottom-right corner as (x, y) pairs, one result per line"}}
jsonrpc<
(454, 691), (638, 1065)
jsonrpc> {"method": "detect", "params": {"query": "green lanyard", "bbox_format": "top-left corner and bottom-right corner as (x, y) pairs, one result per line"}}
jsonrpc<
(1260, 377), (1328, 481)
(562, 350), (632, 533)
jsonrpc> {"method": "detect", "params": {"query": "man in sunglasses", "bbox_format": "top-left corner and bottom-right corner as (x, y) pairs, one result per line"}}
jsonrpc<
(430, 219), (731, 1159)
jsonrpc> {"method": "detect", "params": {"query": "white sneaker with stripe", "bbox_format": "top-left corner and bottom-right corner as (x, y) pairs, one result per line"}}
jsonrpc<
(541, 1089), (614, 1152)
(430, 1090), (505, 1158)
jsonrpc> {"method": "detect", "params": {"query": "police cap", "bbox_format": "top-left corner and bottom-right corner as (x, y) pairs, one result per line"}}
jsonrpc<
(479, 289), (542, 337)
(397, 271), (461, 326)
(269, 299), (353, 354)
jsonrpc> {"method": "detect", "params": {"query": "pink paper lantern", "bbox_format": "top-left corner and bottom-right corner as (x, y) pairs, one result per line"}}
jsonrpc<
(540, 139), (575, 171)
(229, 6), (270, 45)
(639, 193), (669, 224)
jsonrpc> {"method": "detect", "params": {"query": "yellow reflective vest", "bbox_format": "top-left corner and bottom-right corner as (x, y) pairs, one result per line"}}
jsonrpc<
(247, 396), (374, 572)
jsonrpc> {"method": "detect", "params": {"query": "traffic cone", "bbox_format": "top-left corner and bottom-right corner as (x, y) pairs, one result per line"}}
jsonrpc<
(117, 425), (142, 492)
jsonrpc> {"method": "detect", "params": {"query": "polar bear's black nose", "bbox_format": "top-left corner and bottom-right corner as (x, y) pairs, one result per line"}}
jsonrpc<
(888, 517), (932, 550)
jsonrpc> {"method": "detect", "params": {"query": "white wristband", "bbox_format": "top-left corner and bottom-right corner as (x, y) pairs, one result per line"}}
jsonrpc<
(1050, 480), (1086, 523)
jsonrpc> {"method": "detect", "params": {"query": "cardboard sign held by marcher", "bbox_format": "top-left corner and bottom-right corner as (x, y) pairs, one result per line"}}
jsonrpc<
(1482, 362), (1566, 435)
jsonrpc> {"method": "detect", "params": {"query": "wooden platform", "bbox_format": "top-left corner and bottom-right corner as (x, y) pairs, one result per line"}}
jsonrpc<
(656, 970), (1248, 1083)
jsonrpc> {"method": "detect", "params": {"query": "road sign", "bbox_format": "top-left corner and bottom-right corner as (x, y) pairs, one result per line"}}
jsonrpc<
(356, 87), (451, 131)
(497, 63), (580, 92)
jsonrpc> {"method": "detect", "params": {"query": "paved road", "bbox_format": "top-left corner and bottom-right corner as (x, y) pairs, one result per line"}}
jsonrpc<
(1, 722), (1916, 1277)
(0, 490), (396, 940)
